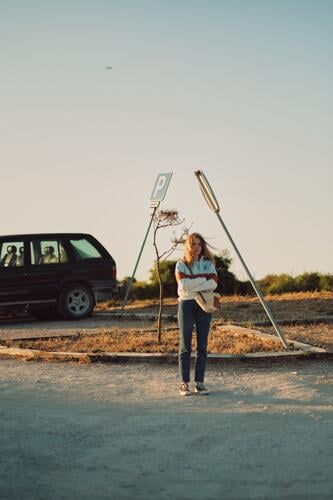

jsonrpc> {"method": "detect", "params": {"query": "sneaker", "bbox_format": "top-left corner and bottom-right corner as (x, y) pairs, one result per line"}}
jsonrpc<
(179, 383), (192, 396)
(195, 382), (209, 395)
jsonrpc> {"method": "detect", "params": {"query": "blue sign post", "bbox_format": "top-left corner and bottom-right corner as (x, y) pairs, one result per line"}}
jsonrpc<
(121, 172), (173, 310)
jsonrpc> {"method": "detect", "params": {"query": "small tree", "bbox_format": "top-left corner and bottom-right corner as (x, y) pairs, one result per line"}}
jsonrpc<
(152, 209), (190, 342)
(214, 250), (238, 295)
(149, 260), (178, 297)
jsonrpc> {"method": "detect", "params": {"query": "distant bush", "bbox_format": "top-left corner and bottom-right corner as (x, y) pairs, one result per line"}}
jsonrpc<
(149, 260), (177, 297)
(117, 277), (158, 301)
(234, 280), (256, 295)
(148, 253), (241, 297)
(294, 272), (321, 292)
(214, 252), (241, 295)
(319, 274), (333, 291)
(259, 274), (297, 295)
(131, 281), (159, 300)
(118, 262), (333, 300)
(258, 272), (333, 294)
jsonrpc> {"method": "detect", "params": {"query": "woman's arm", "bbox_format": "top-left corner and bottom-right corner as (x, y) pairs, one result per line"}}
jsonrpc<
(175, 261), (218, 294)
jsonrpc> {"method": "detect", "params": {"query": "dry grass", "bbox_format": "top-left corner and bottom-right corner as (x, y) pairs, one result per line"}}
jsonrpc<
(3, 326), (282, 355)
(208, 327), (282, 354)
(100, 291), (333, 307)
(2, 292), (331, 356)
(98, 291), (333, 324)
(263, 323), (333, 351)
(97, 291), (333, 352)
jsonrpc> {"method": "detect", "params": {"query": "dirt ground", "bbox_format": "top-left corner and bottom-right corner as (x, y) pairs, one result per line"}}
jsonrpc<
(0, 304), (332, 499)
(0, 357), (332, 500)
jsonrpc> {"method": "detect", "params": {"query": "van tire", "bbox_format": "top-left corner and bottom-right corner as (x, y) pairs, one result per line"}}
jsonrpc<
(57, 284), (94, 320)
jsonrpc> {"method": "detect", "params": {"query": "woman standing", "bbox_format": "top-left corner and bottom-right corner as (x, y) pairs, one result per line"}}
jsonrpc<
(175, 233), (218, 396)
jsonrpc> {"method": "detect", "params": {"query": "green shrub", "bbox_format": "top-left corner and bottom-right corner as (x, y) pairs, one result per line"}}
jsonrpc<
(258, 274), (279, 295)
(120, 261), (333, 300)
(149, 260), (177, 297)
(259, 274), (297, 294)
(258, 272), (333, 294)
(117, 277), (158, 301)
(131, 281), (158, 300)
(295, 272), (321, 292)
(214, 253), (239, 295)
(319, 274), (333, 291)
(235, 280), (256, 295)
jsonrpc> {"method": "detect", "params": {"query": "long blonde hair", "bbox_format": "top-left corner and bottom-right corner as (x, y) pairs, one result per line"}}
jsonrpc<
(183, 232), (214, 266)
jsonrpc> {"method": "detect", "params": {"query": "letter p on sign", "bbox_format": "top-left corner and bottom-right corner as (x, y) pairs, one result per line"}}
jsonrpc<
(150, 172), (173, 204)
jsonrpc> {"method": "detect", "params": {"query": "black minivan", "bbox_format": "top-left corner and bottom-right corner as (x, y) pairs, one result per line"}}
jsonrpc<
(0, 233), (117, 320)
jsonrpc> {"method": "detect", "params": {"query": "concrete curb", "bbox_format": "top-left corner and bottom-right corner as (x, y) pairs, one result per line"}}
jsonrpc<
(0, 345), (332, 365)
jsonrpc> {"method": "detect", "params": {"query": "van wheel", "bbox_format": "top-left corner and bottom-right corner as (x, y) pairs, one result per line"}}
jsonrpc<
(57, 284), (94, 320)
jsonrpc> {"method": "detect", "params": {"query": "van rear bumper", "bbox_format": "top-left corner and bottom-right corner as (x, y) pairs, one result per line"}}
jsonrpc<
(93, 283), (118, 302)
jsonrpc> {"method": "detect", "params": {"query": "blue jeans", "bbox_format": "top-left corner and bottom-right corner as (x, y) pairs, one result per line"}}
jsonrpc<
(178, 299), (212, 383)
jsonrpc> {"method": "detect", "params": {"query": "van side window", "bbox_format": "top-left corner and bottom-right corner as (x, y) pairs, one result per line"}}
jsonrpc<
(30, 240), (61, 265)
(16, 246), (25, 266)
(59, 243), (68, 263)
(0, 242), (24, 267)
(69, 239), (102, 259)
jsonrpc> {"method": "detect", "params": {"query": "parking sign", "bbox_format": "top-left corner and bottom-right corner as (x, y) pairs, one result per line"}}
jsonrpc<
(150, 172), (173, 206)
(122, 171), (173, 309)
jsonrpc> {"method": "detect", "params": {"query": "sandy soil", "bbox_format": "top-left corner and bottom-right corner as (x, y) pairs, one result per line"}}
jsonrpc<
(0, 357), (332, 499)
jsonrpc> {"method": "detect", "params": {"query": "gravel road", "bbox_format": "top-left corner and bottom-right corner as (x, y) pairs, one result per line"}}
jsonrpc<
(0, 356), (332, 500)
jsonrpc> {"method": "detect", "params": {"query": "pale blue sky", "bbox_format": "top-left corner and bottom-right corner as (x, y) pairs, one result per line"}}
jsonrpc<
(1, 1), (332, 282)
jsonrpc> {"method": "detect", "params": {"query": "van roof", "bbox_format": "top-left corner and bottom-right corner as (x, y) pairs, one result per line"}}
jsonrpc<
(0, 233), (94, 239)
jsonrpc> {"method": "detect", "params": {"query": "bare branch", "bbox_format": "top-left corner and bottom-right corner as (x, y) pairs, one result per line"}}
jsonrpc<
(152, 208), (190, 342)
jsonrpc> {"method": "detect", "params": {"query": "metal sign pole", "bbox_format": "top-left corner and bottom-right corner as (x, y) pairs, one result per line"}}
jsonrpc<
(194, 170), (288, 350)
(121, 172), (173, 311)
(121, 206), (157, 311)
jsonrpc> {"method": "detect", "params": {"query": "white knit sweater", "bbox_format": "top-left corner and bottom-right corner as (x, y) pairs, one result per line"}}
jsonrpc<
(175, 257), (218, 301)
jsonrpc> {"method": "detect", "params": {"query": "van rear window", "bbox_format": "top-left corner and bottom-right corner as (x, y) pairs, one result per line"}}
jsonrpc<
(69, 239), (102, 259)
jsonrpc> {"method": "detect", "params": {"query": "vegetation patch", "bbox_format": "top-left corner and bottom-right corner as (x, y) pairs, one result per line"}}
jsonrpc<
(263, 323), (333, 351)
(3, 327), (283, 355)
(99, 292), (333, 330)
